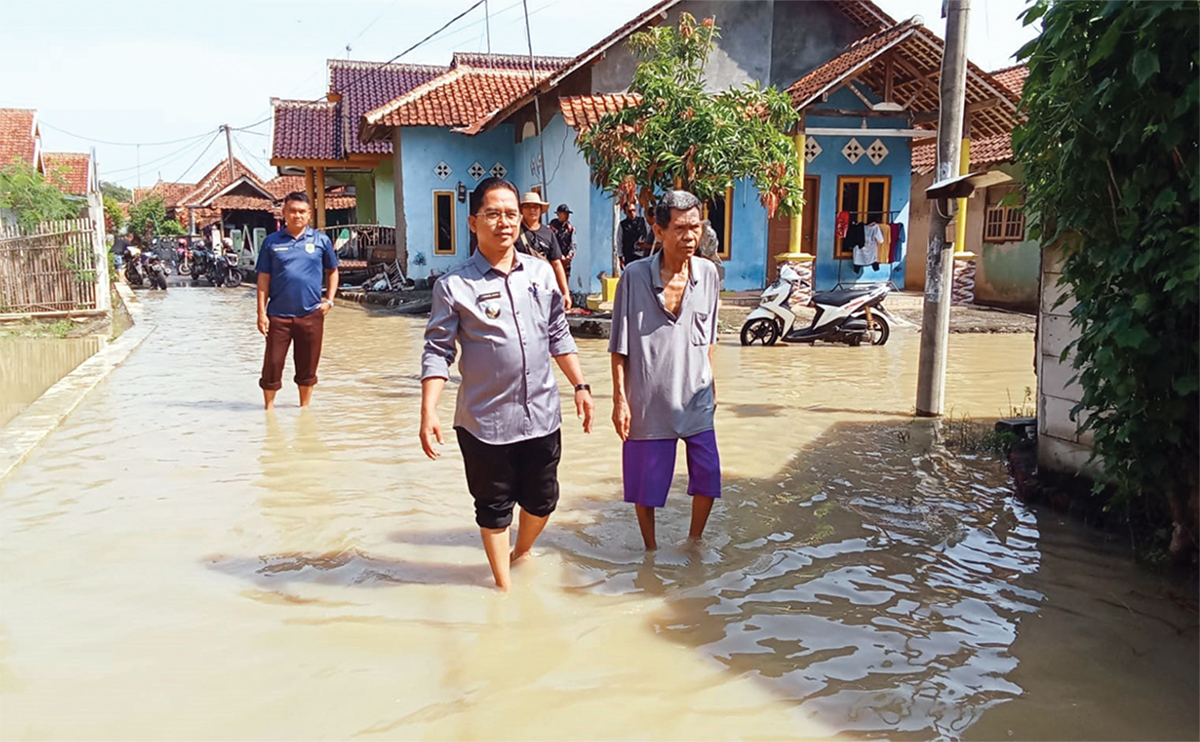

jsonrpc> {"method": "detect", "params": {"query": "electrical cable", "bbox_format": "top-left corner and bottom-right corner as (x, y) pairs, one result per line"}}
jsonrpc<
(172, 131), (223, 184)
(38, 121), (216, 148)
(100, 133), (217, 176)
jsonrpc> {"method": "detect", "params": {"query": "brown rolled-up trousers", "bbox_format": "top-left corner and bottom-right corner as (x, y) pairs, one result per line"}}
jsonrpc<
(259, 310), (325, 390)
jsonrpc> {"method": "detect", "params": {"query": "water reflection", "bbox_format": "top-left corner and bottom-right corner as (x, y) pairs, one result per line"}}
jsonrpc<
(0, 335), (103, 426)
(0, 289), (1193, 741)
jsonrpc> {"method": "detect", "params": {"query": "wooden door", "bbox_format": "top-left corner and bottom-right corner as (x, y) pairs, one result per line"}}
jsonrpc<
(767, 176), (818, 281)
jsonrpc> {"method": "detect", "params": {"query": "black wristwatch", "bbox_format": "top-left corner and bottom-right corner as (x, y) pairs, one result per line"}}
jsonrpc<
(575, 384), (591, 392)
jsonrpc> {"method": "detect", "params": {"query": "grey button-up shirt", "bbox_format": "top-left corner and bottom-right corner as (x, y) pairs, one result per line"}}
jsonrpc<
(609, 251), (720, 440)
(422, 250), (578, 445)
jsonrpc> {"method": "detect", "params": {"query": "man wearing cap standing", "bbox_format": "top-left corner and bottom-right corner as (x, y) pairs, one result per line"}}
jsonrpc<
(517, 191), (571, 310)
(549, 203), (578, 291)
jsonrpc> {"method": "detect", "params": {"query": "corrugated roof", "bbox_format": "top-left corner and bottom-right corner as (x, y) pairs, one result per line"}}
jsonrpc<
(0, 108), (39, 169)
(42, 152), (92, 196)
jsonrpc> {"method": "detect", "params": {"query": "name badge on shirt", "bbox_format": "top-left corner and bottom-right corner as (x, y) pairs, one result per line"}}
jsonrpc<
(305, 242), (315, 253)
(477, 292), (502, 301)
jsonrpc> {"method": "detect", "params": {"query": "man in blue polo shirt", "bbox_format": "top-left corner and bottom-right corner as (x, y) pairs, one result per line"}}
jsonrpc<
(255, 191), (339, 410)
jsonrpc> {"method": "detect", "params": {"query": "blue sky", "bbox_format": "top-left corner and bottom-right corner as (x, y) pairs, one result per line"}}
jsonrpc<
(0, 0), (1035, 190)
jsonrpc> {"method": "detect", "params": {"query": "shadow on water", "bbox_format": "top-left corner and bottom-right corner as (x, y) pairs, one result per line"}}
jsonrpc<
(206, 549), (492, 589)
(544, 418), (1199, 741)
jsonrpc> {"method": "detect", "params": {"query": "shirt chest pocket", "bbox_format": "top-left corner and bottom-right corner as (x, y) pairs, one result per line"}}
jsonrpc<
(690, 312), (711, 346)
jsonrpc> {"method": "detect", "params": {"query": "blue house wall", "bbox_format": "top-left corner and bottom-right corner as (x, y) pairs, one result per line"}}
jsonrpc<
(371, 125), (516, 281)
(803, 89), (912, 291)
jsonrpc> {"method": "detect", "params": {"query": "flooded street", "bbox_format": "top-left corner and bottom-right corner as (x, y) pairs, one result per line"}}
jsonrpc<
(1, 289), (1196, 741)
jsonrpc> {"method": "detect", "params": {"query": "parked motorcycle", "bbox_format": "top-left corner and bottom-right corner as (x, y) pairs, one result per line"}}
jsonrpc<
(213, 246), (242, 288)
(145, 251), (168, 290)
(740, 264), (892, 347)
(175, 239), (192, 277)
(190, 245), (215, 285)
(124, 244), (145, 287)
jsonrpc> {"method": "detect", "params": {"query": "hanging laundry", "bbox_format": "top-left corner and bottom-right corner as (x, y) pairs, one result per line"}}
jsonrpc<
(844, 221), (865, 257)
(835, 211), (850, 239)
(855, 223), (884, 267)
(879, 222), (892, 263)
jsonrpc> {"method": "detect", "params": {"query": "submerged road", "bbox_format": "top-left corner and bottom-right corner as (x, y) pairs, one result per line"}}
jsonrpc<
(1, 287), (1195, 741)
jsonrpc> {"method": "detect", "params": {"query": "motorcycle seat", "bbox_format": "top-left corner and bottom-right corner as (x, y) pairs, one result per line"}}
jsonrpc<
(812, 289), (873, 305)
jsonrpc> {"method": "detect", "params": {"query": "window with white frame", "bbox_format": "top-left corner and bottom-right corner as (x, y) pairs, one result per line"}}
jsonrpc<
(984, 188), (1026, 243)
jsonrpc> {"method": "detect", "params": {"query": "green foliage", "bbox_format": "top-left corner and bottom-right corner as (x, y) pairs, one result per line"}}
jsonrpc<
(161, 219), (185, 236)
(103, 194), (124, 234)
(100, 181), (132, 203)
(126, 194), (172, 241)
(0, 160), (78, 230)
(575, 13), (804, 217)
(1014, 1), (1199, 547)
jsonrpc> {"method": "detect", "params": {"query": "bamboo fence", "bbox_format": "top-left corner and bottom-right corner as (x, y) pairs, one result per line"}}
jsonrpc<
(0, 218), (102, 315)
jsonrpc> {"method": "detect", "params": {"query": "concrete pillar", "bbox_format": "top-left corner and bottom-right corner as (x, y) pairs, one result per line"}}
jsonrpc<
(789, 126), (806, 254)
(954, 136), (971, 253)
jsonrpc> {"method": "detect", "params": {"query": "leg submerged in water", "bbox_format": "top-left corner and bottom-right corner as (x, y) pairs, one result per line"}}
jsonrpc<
(480, 527), (512, 590)
(511, 508), (549, 565)
(687, 495), (715, 542)
(636, 504), (658, 551)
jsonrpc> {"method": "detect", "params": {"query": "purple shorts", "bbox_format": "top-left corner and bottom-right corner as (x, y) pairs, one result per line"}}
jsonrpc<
(622, 429), (721, 508)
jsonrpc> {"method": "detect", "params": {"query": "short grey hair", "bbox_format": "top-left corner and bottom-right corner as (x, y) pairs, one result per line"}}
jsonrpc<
(654, 190), (702, 226)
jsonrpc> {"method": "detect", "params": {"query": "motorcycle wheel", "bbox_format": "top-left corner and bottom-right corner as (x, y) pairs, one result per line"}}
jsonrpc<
(156, 274), (168, 290)
(864, 313), (890, 346)
(179, 260), (191, 276)
(225, 269), (242, 288)
(740, 317), (779, 346)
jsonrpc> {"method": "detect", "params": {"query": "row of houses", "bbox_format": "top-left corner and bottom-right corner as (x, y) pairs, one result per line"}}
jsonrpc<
(0, 108), (101, 206)
(264, 0), (1037, 309)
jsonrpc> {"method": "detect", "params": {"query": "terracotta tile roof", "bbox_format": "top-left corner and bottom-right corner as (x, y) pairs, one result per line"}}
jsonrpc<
(788, 21), (1020, 141)
(911, 132), (1015, 174)
(560, 93), (643, 130)
(329, 59), (448, 155)
(450, 52), (570, 71)
(265, 175), (307, 200)
(42, 152), (92, 196)
(209, 194), (275, 211)
(362, 65), (551, 139)
(787, 20), (921, 107)
(178, 157), (269, 207)
(0, 108), (39, 169)
(134, 180), (196, 208)
(990, 63), (1028, 98)
(272, 99), (340, 161)
(829, 0), (898, 32)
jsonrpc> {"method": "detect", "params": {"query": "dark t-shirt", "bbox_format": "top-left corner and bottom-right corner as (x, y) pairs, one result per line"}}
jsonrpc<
(112, 236), (130, 256)
(517, 223), (562, 262)
(619, 216), (649, 265)
(548, 218), (576, 264)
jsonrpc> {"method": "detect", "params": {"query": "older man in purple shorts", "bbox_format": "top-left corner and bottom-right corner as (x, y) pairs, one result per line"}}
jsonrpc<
(609, 190), (721, 550)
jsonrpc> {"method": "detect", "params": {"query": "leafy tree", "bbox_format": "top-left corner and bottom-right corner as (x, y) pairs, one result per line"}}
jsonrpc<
(0, 160), (78, 230)
(126, 194), (172, 241)
(102, 194), (124, 234)
(1014, 0), (1199, 561)
(100, 181), (132, 203)
(161, 219), (185, 236)
(576, 13), (803, 217)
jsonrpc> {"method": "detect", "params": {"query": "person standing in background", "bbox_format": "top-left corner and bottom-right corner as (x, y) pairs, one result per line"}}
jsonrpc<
(516, 191), (571, 310)
(549, 203), (578, 297)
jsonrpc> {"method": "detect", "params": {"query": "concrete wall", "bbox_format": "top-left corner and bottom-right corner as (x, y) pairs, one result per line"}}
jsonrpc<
(342, 173), (376, 224)
(372, 126), (516, 280)
(512, 114), (598, 295)
(1037, 242), (1098, 476)
(769, 0), (867, 88)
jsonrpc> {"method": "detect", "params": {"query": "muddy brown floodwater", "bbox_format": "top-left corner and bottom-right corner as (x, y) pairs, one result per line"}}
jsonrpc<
(0, 335), (104, 427)
(1, 289), (1196, 741)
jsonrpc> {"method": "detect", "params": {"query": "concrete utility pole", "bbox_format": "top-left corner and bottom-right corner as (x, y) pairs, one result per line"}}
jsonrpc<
(915, 0), (970, 417)
(223, 124), (235, 181)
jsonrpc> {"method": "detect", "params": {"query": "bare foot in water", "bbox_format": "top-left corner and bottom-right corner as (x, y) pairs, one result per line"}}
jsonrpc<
(510, 549), (535, 566)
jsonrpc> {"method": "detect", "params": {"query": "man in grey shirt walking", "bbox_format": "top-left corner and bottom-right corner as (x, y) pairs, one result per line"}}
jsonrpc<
(609, 190), (722, 550)
(420, 177), (594, 591)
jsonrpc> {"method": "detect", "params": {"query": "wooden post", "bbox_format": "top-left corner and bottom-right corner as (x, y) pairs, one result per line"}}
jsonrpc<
(391, 127), (408, 277)
(916, 0), (970, 418)
(315, 167), (327, 231)
(304, 168), (316, 214)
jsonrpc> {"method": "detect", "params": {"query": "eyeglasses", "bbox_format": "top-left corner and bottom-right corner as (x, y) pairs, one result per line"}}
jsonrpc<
(476, 210), (521, 224)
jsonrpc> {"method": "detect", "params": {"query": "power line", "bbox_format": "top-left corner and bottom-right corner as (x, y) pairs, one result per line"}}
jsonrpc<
(39, 121), (217, 148)
(173, 131), (223, 184)
(101, 134), (216, 176)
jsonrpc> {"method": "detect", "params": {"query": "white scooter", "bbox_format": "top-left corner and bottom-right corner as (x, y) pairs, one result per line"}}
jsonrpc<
(739, 264), (893, 347)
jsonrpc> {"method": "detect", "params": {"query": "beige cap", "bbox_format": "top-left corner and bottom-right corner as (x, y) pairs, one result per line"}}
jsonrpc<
(519, 191), (550, 209)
